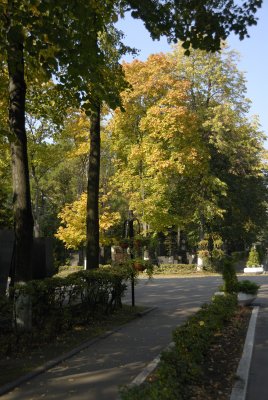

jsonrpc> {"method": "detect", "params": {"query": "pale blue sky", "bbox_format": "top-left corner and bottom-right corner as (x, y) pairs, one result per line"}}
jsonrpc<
(117, 3), (268, 147)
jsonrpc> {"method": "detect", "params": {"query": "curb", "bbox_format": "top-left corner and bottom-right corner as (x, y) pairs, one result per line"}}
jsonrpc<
(0, 306), (157, 397)
(230, 306), (259, 400)
(117, 342), (174, 400)
(129, 341), (174, 387)
(119, 305), (259, 400)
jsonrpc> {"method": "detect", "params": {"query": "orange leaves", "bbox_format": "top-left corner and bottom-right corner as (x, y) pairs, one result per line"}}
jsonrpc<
(107, 51), (210, 230)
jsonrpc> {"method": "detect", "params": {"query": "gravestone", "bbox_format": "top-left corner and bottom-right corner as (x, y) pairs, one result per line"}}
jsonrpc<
(0, 230), (14, 296)
(0, 230), (54, 292)
(32, 237), (54, 279)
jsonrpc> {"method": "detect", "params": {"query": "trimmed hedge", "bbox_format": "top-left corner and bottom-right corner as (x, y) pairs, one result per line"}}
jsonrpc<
(153, 264), (197, 275)
(120, 294), (238, 400)
(10, 265), (135, 335)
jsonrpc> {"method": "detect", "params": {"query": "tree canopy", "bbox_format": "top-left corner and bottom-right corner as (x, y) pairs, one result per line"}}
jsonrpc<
(0, 0), (264, 276)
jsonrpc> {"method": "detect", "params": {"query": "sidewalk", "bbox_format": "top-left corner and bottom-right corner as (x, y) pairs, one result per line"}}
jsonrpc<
(1, 276), (267, 400)
(231, 278), (268, 400)
(246, 301), (268, 399)
(0, 277), (220, 400)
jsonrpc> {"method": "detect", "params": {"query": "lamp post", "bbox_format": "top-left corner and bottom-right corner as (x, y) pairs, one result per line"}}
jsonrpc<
(123, 210), (140, 307)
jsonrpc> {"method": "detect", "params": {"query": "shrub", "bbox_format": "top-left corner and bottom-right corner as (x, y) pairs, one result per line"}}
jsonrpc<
(247, 246), (261, 267)
(153, 264), (197, 275)
(10, 265), (134, 336)
(198, 234), (225, 272)
(0, 295), (13, 332)
(231, 251), (247, 262)
(221, 258), (238, 293)
(129, 259), (154, 277)
(236, 280), (260, 295)
(120, 295), (238, 400)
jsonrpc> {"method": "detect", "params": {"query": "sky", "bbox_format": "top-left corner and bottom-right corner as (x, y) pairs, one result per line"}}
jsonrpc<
(117, 2), (268, 147)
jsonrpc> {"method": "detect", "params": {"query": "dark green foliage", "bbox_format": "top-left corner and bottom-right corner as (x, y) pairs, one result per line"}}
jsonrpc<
(222, 258), (238, 293)
(120, 294), (238, 400)
(0, 295), (13, 332)
(220, 174), (268, 252)
(236, 280), (260, 295)
(127, 1), (262, 52)
(231, 251), (248, 262)
(8, 266), (133, 336)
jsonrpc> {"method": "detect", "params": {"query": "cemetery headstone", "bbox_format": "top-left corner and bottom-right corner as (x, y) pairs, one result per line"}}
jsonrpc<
(0, 230), (14, 296)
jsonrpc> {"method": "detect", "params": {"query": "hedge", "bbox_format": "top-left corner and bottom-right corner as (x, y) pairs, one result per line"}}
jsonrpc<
(9, 265), (135, 335)
(120, 294), (238, 400)
(153, 264), (197, 275)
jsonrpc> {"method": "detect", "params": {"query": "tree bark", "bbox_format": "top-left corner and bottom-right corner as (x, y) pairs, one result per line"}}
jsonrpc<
(86, 103), (101, 269)
(7, 22), (34, 282)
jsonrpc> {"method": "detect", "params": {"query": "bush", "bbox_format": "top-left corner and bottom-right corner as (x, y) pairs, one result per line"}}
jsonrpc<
(9, 265), (134, 336)
(153, 264), (197, 275)
(247, 247), (261, 267)
(231, 251), (247, 262)
(56, 265), (84, 277)
(120, 295), (238, 400)
(0, 295), (13, 332)
(221, 258), (238, 293)
(236, 280), (260, 295)
(128, 259), (154, 277)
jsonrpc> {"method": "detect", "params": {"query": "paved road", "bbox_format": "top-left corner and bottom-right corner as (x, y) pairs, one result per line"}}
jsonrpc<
(2, 275), (268, 400)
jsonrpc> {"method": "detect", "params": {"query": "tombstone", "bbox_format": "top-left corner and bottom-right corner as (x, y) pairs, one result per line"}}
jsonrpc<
(32, 238), (54, 279)
(70, 251), (80, 266)
(111, 246), (127, 264)
(104, 246), (111, 264)
(197, 256), (203, 271)
(158, 256), (171, 264)
(14, 282), (32, 331)
(99, 246), (105, 264)
(0, 230), (14, 296)
(0, 230), (54, 290)
(143, 249), (150, 261)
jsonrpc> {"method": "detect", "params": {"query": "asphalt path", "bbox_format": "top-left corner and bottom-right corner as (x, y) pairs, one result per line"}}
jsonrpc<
(2, 275), (268, 400)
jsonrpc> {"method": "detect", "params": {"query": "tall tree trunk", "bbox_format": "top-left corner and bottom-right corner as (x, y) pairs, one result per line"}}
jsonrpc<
(7, 22), (34, 282)
(86, 103), (101, 269)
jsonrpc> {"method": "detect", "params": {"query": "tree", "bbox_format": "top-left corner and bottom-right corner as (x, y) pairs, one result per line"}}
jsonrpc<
(0, 58), (12, 228)
(0, 0), (263, 278)
(0, 1), (126, 276)
(56, 192), (121, 251)
(0, 1), (74, 281)
(108, 44), (267, 254)
(48, 0), (264, 269)
(170, 45), (266, 250)
(125, 1), (263, 53)
(25, 79), (73, 237)
(108, 54), (205, 231)
(247, 246), (261, 267)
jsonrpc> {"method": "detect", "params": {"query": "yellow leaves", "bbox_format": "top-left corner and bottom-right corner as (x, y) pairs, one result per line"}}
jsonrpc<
(100, 211), (120, 231)
(62, 110), (90, 158)
(108, 51), (214, 230)
(55, 192), (121, 249)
